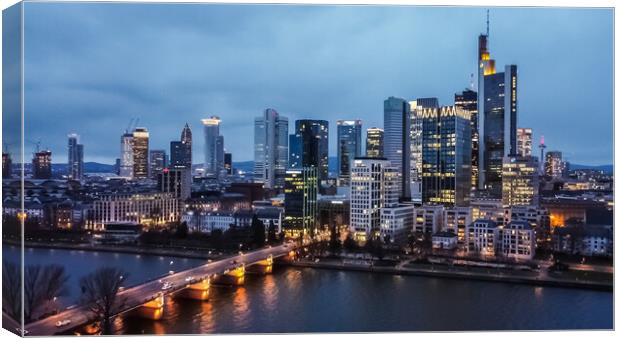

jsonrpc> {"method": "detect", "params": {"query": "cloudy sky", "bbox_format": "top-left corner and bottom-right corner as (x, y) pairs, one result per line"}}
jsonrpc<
(16, 3), (613, 165)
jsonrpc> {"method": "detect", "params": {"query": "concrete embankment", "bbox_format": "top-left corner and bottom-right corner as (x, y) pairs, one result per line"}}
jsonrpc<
(281, 260), (613, 292)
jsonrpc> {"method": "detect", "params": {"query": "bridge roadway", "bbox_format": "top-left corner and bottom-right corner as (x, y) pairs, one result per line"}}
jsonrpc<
(24, 243), (296, 336)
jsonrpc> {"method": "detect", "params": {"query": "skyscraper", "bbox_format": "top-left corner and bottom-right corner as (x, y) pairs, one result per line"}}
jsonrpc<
(477, 23), (518, 196)
(170, 123), (192, 169)
(410, 97), (439, 201)
(455, 89), (478, 191)
(132, 127), (149, 179)
(350, 157), (400, 241)
(365, 127), (384, 158)
(32, 150), (52, 179)
(224, 152), (232, 175)
(517, 128), (533, 157)
(294, 119), (329, 183)
(421, 106), (472, 207)
(119, 132), (133, 178)
(254, 108), (289, 189)
(283, 167), (318, 237)
(545, 151), (564, 178)
(67, 133), (84, 181)
(3, 153), (12, 178)
(158, 167), (192, 200)
(383, 96), (411, 199)
(336, 120), (362, 186)
(202, 116), (224, 177)
(288, 133), (302, 169)
(502, 155), (539, 207)
(149, 149), (166, 179)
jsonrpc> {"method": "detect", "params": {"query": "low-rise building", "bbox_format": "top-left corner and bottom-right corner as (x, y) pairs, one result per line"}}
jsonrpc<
(443, 206), (472, 243)
(380, 204), (415, 243)
(91, 192), (178, 230)
(500, 221), (536, 261)
(413, 205), (444, 234)
(432, 231), (458, 250)
(465, 219), (499, 257)
(553, 224), (613, 257)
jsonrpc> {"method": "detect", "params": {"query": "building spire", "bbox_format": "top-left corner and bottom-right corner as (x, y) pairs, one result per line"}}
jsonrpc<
(486, 9), (490, 37)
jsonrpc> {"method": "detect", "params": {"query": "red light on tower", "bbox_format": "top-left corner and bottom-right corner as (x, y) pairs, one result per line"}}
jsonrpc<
(163, 168), (169, 174)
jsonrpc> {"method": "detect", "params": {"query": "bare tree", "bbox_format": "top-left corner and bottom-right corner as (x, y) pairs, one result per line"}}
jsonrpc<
(2, 260), (21, 322)
(79, 267), (128, 335)
(23, 264), (68, 322)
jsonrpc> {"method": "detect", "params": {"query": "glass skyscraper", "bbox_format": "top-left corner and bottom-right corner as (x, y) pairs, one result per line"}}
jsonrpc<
(455, 89), (478, 191)
(383, 96), (411, 199)
(477, 31), (518, 197)
(365, 127), (384, 158)
(294, 119), (329, 183)
(283, 167), (318, 236)
(67, 133), (84, 181)
(421, 106), (472, 207)
(132, 127), (149, 179)
(336, 120), (362, 185)
(254, 108), (289, 189)
(202, 116), (224, 177)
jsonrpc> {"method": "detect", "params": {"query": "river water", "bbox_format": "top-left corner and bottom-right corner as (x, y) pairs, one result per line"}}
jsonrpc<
(4, 246), (613, 333)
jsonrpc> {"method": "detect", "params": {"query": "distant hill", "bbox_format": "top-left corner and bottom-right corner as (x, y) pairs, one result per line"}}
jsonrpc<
(52, 162), (115, 173)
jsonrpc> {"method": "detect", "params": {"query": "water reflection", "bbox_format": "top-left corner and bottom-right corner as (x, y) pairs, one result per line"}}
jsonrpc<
(232, 287), (250, 330)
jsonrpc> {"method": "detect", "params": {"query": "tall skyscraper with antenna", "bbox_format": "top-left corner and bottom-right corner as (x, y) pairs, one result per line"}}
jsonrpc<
(477, 10), (518, 197)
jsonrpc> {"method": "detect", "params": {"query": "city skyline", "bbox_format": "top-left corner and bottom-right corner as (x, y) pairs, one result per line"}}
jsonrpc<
(14, 4), (613, 165)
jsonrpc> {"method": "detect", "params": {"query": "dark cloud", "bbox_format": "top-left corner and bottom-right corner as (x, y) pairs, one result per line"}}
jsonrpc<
(21, 3), (613, 165)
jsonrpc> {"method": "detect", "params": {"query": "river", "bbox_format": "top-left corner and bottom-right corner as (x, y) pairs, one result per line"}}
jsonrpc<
(3, 246), (613, 333)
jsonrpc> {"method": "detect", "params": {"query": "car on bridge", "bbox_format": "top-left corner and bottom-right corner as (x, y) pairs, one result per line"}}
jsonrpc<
(162, 282), (174, 290)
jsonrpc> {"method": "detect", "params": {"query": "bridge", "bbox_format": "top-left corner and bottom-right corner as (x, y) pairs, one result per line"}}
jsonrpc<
(24, 243), (298, 336)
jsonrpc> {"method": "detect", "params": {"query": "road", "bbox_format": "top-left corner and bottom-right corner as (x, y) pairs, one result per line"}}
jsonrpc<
(24, 243), (296, 336)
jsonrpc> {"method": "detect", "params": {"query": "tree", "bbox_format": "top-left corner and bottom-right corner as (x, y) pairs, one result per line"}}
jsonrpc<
(328, 223), (341, 256)
(79, 267), (128, 335)
(176, 222), (189, 239)
(250, 215), (266, 248)
(2, 260), (21, 322)
(23, 264), (69, 322)
(267, 221), (278, 244)
(343, 233), (358, 252)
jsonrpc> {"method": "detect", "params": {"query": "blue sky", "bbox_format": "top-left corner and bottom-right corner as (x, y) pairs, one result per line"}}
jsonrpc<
(15, 3), (614, 164)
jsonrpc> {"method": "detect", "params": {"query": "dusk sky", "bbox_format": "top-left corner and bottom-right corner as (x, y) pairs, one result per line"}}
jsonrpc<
(18, 3), (613, 165)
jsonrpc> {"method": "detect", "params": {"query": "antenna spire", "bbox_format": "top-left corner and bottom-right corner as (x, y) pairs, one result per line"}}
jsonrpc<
(486, 9), (490, 37)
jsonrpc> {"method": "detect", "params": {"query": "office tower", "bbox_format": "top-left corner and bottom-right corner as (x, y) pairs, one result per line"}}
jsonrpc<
(288, 133), (302, 169)
(455, 89), (478, 191)
(538, 136), (547, 175)
(202, 116), (224, 177)
(170, 123), (192, 170)
(32, 150), (52, 179)
(294, 119), (329, 183)
(215, 135), (225, 178)
(132, 127), (149, 179)
(224, 153), (232, 175)
(421, 106), (472, 207)
(149, 149), (166, 179)
(119, 132), (134, 178)
(350, 158), (400, 241)
(384, 96), (411, 199)
(545, 151), (564, 178)
(477, 20), (518, 196)
(158, 167), (192, 200)
(3, 153), (12, 178)
(502, 155), (539, 207)
(114, 158), (121, 175)
(365, 127), (384, 158)
(336, 120), (362, 185)
(254, 108), (289, 189)
(410, 97), (439, 201)
(283, 167), (318, 236)
(67, 133), (84, 181)
(517, 128), (533, 157)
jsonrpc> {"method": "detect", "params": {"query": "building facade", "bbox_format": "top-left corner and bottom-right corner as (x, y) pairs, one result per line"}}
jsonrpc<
(202, 116), (224, 177)
(170, 123), (192, 169)
(421, 106), (472, 206)
(254, 108), (289, 189)
(32, 150), (52, 179)
(132, 128), (149, 179)
(337, 120), (362, 186)
(517, 128), (533, 157)
(120, 132), (134, 178)
(455, 89), (478, 191)
(383, 96), (411, 199)
(294, 119), (329, 183)
(283, 167), (318, 236)
(365, 127), (384, 158)
(350, 158), (400, 241)
(67, 133), (84, 181)
(91, 192), (178, 230)
(501, 155), (539, 207)
(149, 149), (166, 180)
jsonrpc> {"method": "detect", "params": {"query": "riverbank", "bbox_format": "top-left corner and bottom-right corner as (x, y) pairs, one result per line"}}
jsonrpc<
(281, 258), (613, 291)
(4, 239), (226, 260)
